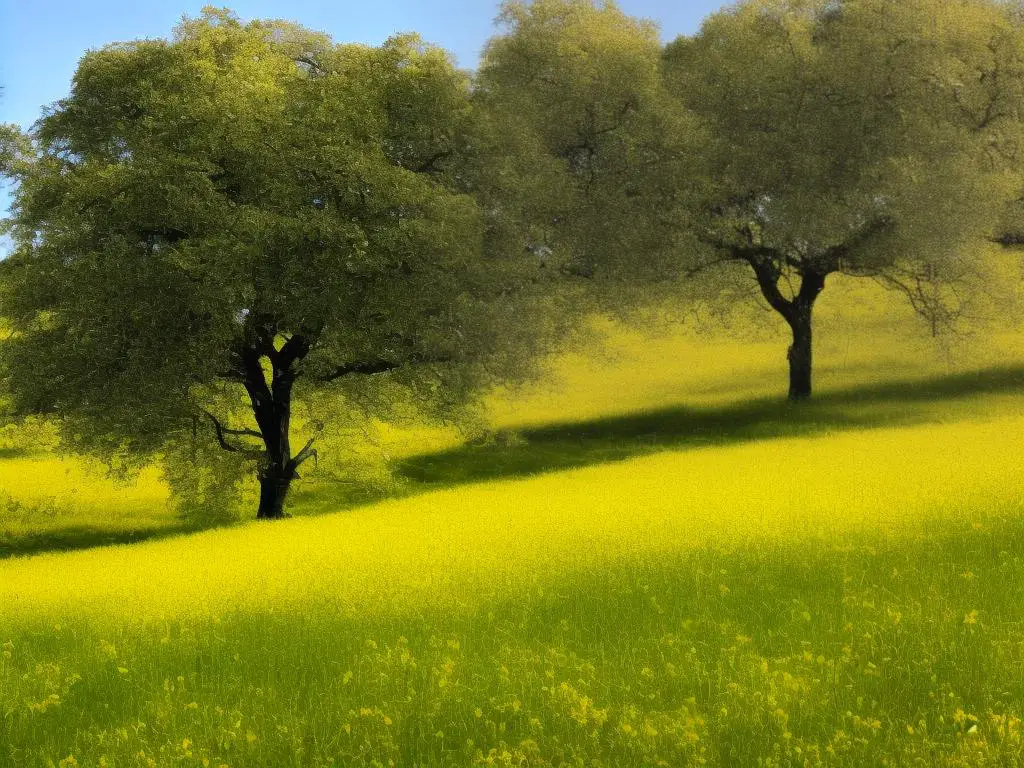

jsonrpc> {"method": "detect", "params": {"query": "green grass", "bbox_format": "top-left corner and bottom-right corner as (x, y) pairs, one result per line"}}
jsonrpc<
(4, 509), (1024, 766)
(3, 407), (1024, 765)
(3, 279), (1024, 766)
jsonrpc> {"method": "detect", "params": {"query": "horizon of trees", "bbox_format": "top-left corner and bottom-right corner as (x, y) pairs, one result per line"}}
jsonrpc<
(2, 0), (1024, 519)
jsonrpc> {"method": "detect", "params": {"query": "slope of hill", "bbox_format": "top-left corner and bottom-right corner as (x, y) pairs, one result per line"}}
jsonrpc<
(2, 278), (1024, 766)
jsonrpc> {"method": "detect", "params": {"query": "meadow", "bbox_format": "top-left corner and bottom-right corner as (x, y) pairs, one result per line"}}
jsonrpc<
(3, 277), (1024, 766)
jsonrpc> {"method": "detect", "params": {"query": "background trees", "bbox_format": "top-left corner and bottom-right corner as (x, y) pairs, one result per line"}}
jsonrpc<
(0, 10), (551, 520)
(665, 0), (1024, 398)
(476, 0), (1024, 401)
(3, 0), (1024, 523)
(475, 0), (698, 303)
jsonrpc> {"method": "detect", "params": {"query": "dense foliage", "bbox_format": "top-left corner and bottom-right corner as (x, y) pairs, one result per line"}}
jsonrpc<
(2, 0), (1024, 517)
(668, 0), (1024, 397)
(0, 10), (557, 518)
(478, 0), (1024, 399)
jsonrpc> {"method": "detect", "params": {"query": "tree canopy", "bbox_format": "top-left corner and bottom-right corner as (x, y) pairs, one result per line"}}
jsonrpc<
(475, 0), (1024, 400)
(0, 9), (552, 519)
(4, 0), (1024, 524)
(0, 124), (30, 179)
(666, 0), (1024, 397)
(476, 0), (698, 295)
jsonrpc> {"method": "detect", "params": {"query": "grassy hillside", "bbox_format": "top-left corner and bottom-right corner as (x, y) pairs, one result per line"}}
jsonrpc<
(2, 278), (1024, 766)
(7, 274), (1020, 551)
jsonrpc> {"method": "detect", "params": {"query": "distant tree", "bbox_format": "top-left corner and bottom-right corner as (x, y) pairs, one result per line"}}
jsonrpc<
(475, 0), (699, 311)
(0, 10), (550, 519)
(665, 0), (1024, 398)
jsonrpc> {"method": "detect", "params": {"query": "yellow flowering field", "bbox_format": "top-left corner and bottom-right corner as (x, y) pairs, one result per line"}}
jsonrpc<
(0, 456), (170, 557)
(2, 278), (1024, 766)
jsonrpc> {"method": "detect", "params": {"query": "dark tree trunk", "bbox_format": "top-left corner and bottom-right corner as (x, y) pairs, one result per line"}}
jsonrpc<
(252, 375), (295, 520)
(786, 305), (814, 401)
(254, 392), (295, 520)
(236, 334), (313, 520)
(258, 469), (293, 520)
(745, 254), (826, 402)
(784, 269), (825, 402)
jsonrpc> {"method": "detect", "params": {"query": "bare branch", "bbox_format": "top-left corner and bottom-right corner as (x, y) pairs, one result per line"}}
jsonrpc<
(291, 436), (319, 470)
(320, 354), (453, 383)
(874, 267), (967, 337)
(202, 410), (264, 458)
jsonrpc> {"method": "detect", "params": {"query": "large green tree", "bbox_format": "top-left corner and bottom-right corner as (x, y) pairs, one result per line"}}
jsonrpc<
(479, 0), (1024, 402)
(666, 0), (1024, 398)
(1, 10), (548, 519)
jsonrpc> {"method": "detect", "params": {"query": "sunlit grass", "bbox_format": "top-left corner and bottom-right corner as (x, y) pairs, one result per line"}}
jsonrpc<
(3, 409), (1024, 622)
(0, 456), (170, 557)
(2, 278), (1024, 765)
(3, 402), (1024, 764)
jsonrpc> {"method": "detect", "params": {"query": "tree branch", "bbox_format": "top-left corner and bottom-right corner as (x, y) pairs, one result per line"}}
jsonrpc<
(990, 232), (1024, 247)
(291, 436), (318, 470)
(202, 410), (265, 458)
(269, 333), (312, 374)
(294, 55), (327, 76)
(819, 215), (894, 273)
(414, 150), (452, 174)
(320, 354), (453, 382)
(321, 359), (404, 382)
(681, 252), (738, 278)
(745, 252), (796, 320)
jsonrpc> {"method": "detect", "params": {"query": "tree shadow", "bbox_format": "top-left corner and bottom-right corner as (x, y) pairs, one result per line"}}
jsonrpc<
(395, 364), (1024, 488)
(5, 364), (1024, 558)
(288, 482), (397, 518)
(0, 523), (199, 560)
(0, 447), (34, 460)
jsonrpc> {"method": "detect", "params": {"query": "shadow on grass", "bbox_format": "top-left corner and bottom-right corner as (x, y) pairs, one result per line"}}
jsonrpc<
(0, 523), (199, 560)
(394, 364), (1024, 488)
(0, 447), (35, 460)
(5, 364), (1024, 558)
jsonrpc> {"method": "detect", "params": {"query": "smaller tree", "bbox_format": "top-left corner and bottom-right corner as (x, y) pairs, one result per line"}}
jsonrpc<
(1, 10), (551, 520)
(665, 0), (1024, 398)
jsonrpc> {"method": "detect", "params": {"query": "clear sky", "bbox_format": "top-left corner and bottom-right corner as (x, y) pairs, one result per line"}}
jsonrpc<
(0, 0), (727, 229)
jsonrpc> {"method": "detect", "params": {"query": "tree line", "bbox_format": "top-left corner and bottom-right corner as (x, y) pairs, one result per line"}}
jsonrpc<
(1, 0), (1023, 519)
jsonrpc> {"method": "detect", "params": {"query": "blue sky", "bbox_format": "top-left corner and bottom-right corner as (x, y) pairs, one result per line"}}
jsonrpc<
(0, 1), (727, 228)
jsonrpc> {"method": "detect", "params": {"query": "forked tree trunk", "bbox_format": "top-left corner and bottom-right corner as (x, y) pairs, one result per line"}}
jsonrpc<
(252, 376), (295, 520)
(238, 336), (313, 520)
(746, 256), (826, 402)
(786, 305), (814, 401)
